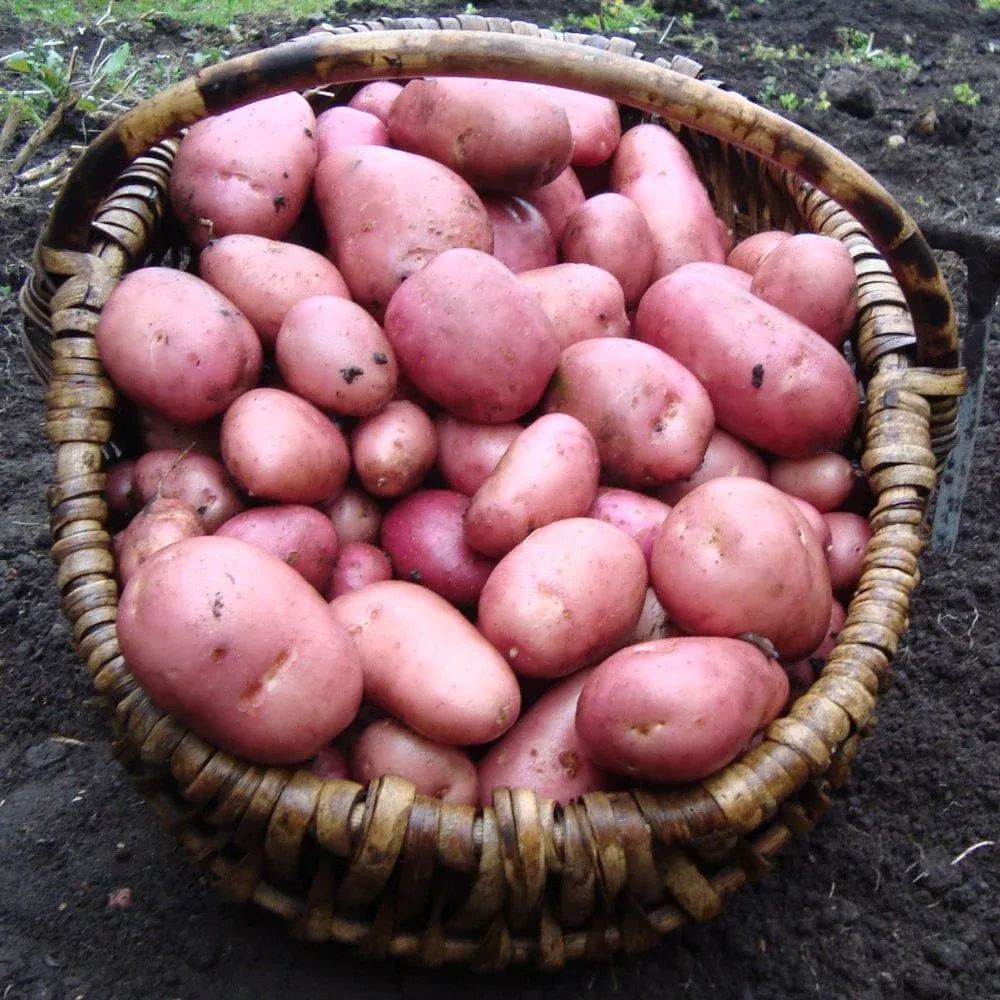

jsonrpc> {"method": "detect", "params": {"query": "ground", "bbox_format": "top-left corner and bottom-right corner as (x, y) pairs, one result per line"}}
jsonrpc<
(1, 1), (999, 998)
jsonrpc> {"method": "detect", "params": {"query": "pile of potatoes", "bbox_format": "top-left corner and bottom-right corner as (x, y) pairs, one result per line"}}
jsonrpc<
(97, 77), (873, 806)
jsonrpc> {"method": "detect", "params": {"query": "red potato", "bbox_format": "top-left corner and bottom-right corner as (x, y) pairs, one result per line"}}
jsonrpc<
(381, 490), (495, 605)
(483, 196), (558, 273)
(116, 497), (204, 585)
(783, 599), (847, 702)
(727, 230), (792, 275)
(325, 541), (393, 599)
(105, 461), (140, 522)
(477, 518), (648, 679)
(522, 166), (585, 242)
(678, 260), (753, 290)
(575, 637), (789, 783)
(214, 505), (339, 593)
(517, 263), (629, 350)
(464, 413), (601, 558)
(751, 234), (858, 347)
(621, 587), (679, 645)
(635, 263), (860, 459)
(198, 234), (351, 348)
(275, 295), (398, 416)
(315, 145), (493, 319)
(477, 669), (609, 806)
(309, 744), (350, 781)
(770, 452), (857, 514)
(650, 478), (833, 659)
(133, 449), (245, 533)
(532, 85), (621, 167)
(350, 719), (478, 805)
(787, 496), (833, 551)
(95, 268), (262, 424)
(346, 81), (403, 123)
(118, 536), (363, 764)
(351, 400), (437, 499)
(330, 580), (521, 745)
(388, 78), (573, 193)
(655, 428), (768, 505)
(824, 512), (872, 592)
(320, 486), (382, 545)
(383, 248), (560, 423)
(221, 388), (350, 504)
(435, 416), (522, 496)
(315, 106), (389, 158)
(560, 193), (655, 309)
(544, 337), (715, 488)
(170, 93), (317, 248)
(138, 411), (220, 458)
(586, 487), (671, 563)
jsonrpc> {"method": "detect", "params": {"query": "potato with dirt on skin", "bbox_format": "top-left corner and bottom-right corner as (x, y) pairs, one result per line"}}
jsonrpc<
(118, 535), (363, 764)
(330, 580), (521, 745)
(325, 541), (393, 599)
(435, 416), (523, 496)
(115, 497), (204, 585)
(655, 428), (768, 505)
(483, 196), (557, 273)
(575, 637), (789, 783)
(351, 400), (437, 499)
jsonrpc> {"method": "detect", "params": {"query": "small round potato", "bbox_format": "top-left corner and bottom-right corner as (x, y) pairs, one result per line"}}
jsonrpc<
(315, 105), (389, 158)
(346, 81), (403, 123)
(587, 487), (671, 562)
(351, 400), (437, 499)
(824, 512), (872, 592)
(483, 196), (558, 273)
(769, 452), (858, 513)
(326, 541), (393, 599)
(320, 486), (382, 545)
(116, 497), (204, 585)
(105, 461), (141, 523)
(138, 411), (221, 458)
(435, 416), (523, 496)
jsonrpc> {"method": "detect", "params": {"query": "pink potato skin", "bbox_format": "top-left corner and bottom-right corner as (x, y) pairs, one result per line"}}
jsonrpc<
(133, 449), (245, 533)
(787, 497), (833, 551)
(138, 411), (221, 458)
(320, 486), (382, 545)
(346, 81), (404, 123)
(315, 146), (493, 319)
(587, 487), (671, 563)
(751, 234), (858, 347)
(118, 536), (363, 764)
(199, 235), (351, 347)
(330, 580), (521, 745)
(315, 106), (389, 159)
(325, 541), (393, 599)
(769, 452), (857, 513)
(543, 337), (715, 489)
(824, 512), (872, 592)
(655, 428), (768, 505)
(650, 477), (833, 660)
(522, 167), (585, 242)
(309, 743), (350, 781)
(435, 416), (523, 496)
(483, 196), (558, 273)
(532, 85), (621, 167)
(464, 413), (601, 558)
(275, 295), (397, 416)
(214, 504), (339, 593)
(105, 461), (141, 522)
(560, 193), (655, 309)
(350, 719), (478, 804)
(727, 230), (792, 275)
(477, 669), (610, 806)
(170, 93), (317, 248)
(477, 518), (648, 679)
(635, 263), (860, 459)
(95, 268), (262, 424)
(221, 388), (350, 504)
(381, 490), (495, 605)
(575, 637), (789, 783)
(350, 400), (437, 499)
(783, 599), (847, 703)
(383, 248), (560, 423)
(517, 263), (630, 350)
(116, 497), (204, 585)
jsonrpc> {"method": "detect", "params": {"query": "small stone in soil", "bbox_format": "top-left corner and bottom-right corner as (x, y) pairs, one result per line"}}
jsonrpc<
(24, 740), (68, 769)
(106, 888), (133, 910)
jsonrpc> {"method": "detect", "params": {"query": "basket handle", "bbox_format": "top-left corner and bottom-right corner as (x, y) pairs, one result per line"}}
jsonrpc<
(38, 28), (958, 369)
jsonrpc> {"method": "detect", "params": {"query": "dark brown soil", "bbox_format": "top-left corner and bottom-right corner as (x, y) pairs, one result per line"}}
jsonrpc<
(1, 1), (999, 998)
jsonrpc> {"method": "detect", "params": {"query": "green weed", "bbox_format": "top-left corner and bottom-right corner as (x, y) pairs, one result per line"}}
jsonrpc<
(952, 82), (981, 107)
(575, 0), (662, 35)
(778, 91), (801, 111)
(830, 28), (919, 73)
(977, 0), (1000, 10)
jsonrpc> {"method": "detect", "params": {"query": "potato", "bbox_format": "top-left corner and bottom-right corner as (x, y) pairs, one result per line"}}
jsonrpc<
(221, 388), (350, 504)
(275, 295), (397, 416)
(770, 452), (857, 513)
(315, 145), (493, 319)
(309, 744), (350, 781)
(587, 487), (671, 562)
(650, 478), (832, 659)
(346, 81), (403, 123)
(787, 496), (833, 550)
(315, 106), (389, 159)
(351, 400), (437, 499)
(388, 78), (573, 192)
(105, 460), (140, 523)
(138, 411), (221, 458)
(477, 518), (648, 678)
(483, 196), (557, 273)
(95, 268), (262, 424)
(133, 449), (245, 533)
(518, 263), (629, 350)
(435, 416), (522, 496)
(199, 235), (350, 348)
(655, 428), (768, 505)
(320, 486), (382, 545)
(522, 166), (585, 242)
(575, 637), (789, 783)
(560, 193), (654, 309)
(824, 512), (872, 592)
(621, 587), (679, 645)
(325, 541), (393, 599)
(783, 599), (847, 702)
(170, 93), (317, 248)
(726, 230), (791, 275)
(214, 504), (339, 593)
(635, 263), (860, 459)
(532, 85), (621, 167)
(330, 580), (521, 745)
(116, 497), (204, 585)
(383, 248), (560, 423)
(543, 337), (715, 488)
(464, 413), (600, 558)
(477, 669), (610, 806)
(350, 719), (478, 805)
(118, 536), (363, 764)
(750, 234), (858, 347)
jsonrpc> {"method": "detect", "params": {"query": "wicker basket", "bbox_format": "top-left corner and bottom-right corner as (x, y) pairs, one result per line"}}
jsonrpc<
(20, 17), (967, 968)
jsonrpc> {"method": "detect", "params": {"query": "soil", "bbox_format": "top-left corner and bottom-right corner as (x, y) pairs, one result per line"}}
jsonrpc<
(1, 1), (999, 998)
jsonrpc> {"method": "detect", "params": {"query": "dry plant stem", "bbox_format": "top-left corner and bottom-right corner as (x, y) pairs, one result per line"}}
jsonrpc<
(0, 90), (80, 194)
(16, 149), (71, 183)
(0, 105), (23, 160)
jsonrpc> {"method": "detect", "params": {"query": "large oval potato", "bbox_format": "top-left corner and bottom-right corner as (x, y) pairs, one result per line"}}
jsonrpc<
(118, 536), (363, 764)
(532, 85), (621, 167)
(330, 581), (521, 745)
(477, 518), (648, 678)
